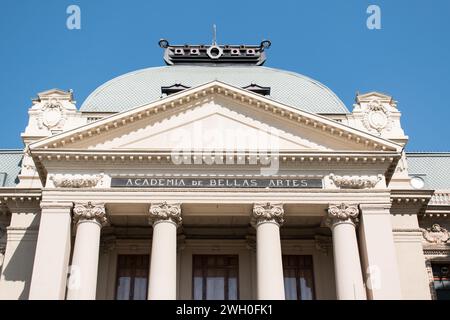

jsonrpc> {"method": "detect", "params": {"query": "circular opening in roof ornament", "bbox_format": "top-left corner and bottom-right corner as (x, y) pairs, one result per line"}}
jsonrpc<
(410, 176), (425, 189)
(207, 45), (223, 59)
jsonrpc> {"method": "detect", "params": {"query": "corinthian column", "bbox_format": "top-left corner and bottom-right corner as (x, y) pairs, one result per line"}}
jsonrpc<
(148, 202), (181, 300)
(326, 203), (366, 300)
(67, 202), (108, 300)
(251, 203), (285, 300)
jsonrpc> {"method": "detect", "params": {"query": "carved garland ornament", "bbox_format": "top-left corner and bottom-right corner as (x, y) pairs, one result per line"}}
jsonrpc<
(73, 202), (108, 226)
(329, 174), (382, 189)
(148, 202), (182, 226)
(421, 224), (449, 244)
(50, 174), (103, 188)
(362, 100), (393, 134)
(327, 203), (359, 226)
(251, 202), (285, 226)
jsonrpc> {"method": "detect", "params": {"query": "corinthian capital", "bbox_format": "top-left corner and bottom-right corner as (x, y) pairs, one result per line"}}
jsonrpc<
(73, 202), (108, 226)
(149, 202), (182, 226)
(326, 203), (359, 227)
(251, 203), (284, 227)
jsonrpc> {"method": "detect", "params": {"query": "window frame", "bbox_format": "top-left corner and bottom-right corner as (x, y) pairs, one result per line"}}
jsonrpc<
(191, 254), (240, 300)
(114, 254), (150, 300)
(282, 254), (316, 300)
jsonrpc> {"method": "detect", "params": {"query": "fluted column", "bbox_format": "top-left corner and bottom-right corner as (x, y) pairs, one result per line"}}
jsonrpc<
(251, 203), (285, 300)
(326, 203), (366, 300)
(67, 202), (108, 300)
(148, 202), (181, 300)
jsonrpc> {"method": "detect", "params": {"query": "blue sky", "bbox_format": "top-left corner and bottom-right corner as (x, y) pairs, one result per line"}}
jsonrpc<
(0, 0), (449, 151)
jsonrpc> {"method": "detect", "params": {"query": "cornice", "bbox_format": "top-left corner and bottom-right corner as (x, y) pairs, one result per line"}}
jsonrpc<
(390, 189), (433, 216)
(32, 149), (401, 164)
(0, 189), (42, 205)
(31, 150), (401, 187)
(429, 191), (450, 206)
(29, 81), (402, 153)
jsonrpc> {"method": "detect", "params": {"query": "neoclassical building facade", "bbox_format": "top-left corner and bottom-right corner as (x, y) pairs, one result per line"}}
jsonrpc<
(0, 40), (449, 300)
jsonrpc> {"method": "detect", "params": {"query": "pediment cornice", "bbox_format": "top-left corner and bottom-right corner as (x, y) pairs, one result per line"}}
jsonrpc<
(29, 81), (402, 153)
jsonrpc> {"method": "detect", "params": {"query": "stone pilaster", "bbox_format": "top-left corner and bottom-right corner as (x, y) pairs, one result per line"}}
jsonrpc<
(29, 202), (73, 300)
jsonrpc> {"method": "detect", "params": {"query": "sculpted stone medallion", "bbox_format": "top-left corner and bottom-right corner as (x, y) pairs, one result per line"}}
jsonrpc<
(39, 99), (65, 129)
(363, 100), (392, 134)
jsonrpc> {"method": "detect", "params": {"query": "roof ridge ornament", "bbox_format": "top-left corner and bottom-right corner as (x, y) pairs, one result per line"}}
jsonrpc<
(212, 24), (217, 46)
(158, 37), (271, 66)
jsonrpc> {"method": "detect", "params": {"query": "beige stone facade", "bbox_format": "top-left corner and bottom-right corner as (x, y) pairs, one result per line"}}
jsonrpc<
(0, 51), (449, 300)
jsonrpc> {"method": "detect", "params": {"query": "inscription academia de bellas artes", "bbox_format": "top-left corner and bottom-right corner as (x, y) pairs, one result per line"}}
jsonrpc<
(0, 37), (449, 301)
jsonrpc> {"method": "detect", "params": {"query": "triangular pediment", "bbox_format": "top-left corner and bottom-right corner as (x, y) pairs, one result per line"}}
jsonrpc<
(356, 91), (394, 104)
(89, 101), (330, 151)
(34, 88), (74, 102)
(30, 81), (402, 153)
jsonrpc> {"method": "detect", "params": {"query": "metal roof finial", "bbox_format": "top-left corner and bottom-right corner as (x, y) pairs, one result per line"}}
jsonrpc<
(212, 24), (217, 46)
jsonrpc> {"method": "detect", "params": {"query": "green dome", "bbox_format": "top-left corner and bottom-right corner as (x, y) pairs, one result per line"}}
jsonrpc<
(81, 65), (348, 114)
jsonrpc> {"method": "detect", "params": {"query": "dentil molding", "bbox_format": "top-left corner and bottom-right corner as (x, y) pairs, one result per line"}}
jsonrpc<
(251, 202), (284, 227)
(329, 173), (382, 189)
(49, 174), (104, 188)
(148, 202), (182, 226)
(73, 202), (108, 226)
(421, 224), (449, 244)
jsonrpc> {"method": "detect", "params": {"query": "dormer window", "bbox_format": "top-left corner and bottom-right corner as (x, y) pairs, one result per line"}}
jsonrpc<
(161, 83), (191, 96)
(242, 84), (271, 96)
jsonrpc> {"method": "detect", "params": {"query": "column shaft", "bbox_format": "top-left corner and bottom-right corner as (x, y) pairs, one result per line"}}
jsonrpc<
(66, 221), (102, 300)
(252, 203), (285, 300)
(327, 203), (366, 300)
(331, 221), (366, 299)
(147, 202), (181, 300)
(148, 220), (177, 299)
(67, 202), (107, 300)
(256, 222), (285, 299)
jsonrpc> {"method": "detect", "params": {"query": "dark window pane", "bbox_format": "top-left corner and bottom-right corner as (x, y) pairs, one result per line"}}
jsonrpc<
(116, 277), (131, 300)
(193, 255), (239, 300)
(115, 255), (149, 300)
(133, 277), (148, 300)
(283, 255), (315, 300)
(432, 263), (450, 300)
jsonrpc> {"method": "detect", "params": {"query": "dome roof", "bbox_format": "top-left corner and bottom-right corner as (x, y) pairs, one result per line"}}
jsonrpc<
(80, 65), (349, 114)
